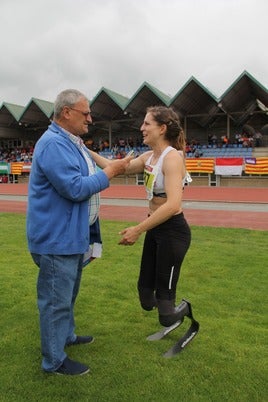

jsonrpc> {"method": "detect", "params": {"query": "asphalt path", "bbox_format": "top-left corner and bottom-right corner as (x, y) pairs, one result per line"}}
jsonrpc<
(0, 194), (267, 212)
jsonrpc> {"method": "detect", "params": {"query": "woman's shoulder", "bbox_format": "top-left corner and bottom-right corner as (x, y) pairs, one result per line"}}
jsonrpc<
(163, 148), (185, 171)
(140, 150), (153, 161)
(165, 147), (184, 159)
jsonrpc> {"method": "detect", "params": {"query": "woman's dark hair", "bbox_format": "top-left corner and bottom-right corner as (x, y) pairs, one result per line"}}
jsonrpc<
(146, 106), (185, 151)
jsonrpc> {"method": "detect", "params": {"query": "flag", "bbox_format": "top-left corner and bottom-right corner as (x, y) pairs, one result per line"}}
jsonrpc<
(245, 157), (268, 175)
(186, 158), (214, 173)
(22, 162), (32, 173)
(215, 158), (243, 176)
(0, 162), (9, 174)
(10, 162), (24, 175)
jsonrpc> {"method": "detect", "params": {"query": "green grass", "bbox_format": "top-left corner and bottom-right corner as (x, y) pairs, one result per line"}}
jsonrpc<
(0, 213), (267, 402)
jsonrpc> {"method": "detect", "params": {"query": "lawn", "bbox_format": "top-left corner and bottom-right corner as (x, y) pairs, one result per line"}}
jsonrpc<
(0, 213), (267, 402)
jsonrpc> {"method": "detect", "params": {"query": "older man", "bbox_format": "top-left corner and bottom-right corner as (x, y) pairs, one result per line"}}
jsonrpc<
(27, 89), (131, 375)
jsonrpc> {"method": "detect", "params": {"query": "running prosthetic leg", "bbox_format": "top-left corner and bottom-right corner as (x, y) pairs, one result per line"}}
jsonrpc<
(163, 300), (199, 357)
(147, 318), (184, 341)
(147, 299), (199, 357)
(157, 299), (190, 327)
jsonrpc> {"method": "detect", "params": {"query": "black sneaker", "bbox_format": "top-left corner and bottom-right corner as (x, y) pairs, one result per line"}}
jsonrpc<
(66, 335), (94, 347)
(54, 357), (90, 375)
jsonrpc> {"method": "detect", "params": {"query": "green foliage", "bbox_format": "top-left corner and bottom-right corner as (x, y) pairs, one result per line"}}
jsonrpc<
(0, 214), (267, 402)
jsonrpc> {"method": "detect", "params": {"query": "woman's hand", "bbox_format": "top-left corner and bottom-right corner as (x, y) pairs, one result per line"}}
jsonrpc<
(118, 226), (141, 245)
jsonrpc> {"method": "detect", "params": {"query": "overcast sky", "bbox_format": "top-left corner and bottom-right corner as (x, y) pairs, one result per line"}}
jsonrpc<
(0, 0), (267, 106)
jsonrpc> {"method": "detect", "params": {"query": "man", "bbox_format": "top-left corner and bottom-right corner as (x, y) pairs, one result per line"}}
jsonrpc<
(27, 89), (131, 375)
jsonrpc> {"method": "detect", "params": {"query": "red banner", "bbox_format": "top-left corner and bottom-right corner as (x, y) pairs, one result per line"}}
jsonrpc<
(215, 158), (243, 176)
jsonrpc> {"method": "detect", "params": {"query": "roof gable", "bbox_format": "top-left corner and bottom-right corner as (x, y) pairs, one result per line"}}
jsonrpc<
(91, 87), (129, 120)
(124, 82), (171, 117)
(0, 102), (25, 121)
(170, 76), (220, 127)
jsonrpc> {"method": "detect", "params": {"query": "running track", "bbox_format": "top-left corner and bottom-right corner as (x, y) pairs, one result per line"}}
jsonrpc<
(0, 184), (267, 230)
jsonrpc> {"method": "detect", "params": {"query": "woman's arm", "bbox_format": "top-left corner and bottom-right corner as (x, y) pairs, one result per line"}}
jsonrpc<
(89, 150), (111, 168)
(124, 151), (150, 175)
(90, 149), (151, 175)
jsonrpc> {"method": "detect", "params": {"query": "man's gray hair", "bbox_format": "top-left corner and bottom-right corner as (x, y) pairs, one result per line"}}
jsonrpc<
(54, 89), (87, 118)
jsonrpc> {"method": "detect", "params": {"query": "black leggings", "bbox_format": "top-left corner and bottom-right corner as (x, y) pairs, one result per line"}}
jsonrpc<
(138, 213), (191, 301)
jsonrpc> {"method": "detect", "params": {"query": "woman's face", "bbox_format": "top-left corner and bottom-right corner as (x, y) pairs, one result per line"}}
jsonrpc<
(140, 112), (163, 146)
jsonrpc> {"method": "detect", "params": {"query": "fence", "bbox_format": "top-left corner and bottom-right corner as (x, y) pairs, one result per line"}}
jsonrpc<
(1, 158), (268, 186)
(0, 162), (31, 183)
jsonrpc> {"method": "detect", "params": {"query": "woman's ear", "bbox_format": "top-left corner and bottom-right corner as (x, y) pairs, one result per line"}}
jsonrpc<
(160, 123), (167, 135)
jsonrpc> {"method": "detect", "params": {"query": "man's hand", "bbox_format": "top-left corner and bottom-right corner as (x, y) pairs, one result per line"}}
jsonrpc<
(103, 154), (133, 179)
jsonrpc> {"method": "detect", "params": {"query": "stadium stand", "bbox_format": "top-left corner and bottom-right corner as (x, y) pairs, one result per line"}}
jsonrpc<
(0, 71), (267, 186)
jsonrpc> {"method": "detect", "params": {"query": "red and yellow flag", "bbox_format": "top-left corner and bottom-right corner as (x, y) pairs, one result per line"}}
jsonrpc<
(245, 157), (268, 175)
(186, 158), (214, 173)
(10, 162), (24, 175)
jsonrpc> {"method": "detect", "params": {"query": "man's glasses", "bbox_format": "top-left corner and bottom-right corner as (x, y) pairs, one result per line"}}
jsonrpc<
(69, 108), (92, 118)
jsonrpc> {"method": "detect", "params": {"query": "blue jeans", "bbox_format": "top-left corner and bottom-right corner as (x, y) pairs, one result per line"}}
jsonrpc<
(31, 253), (84, 372)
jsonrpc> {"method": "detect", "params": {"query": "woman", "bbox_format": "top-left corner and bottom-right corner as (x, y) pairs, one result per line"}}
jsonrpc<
(90, 106), (193, 327)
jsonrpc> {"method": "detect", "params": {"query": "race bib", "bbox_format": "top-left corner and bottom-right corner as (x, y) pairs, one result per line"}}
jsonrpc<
(144, 164), (159, 200)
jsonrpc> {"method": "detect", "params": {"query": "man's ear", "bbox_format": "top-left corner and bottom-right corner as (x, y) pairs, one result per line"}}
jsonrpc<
(62, 106), (71, 120)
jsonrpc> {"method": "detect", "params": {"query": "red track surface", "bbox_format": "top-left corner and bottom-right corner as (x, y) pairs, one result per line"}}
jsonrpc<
(0, 184), (267, 230)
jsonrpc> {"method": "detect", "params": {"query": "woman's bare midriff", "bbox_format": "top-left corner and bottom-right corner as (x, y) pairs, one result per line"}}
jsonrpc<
(148, 196), (182, 215)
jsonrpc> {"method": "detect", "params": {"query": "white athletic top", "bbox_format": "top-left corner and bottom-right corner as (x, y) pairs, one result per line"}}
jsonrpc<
(144, 146), (192, 200)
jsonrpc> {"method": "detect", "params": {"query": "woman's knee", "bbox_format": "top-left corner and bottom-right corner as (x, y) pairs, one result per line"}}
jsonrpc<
(138, 286), (157, 311)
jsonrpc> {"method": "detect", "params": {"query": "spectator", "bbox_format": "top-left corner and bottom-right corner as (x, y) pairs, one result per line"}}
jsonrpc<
(254, 131), (262, 147)
(211, 134), (218, 145)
